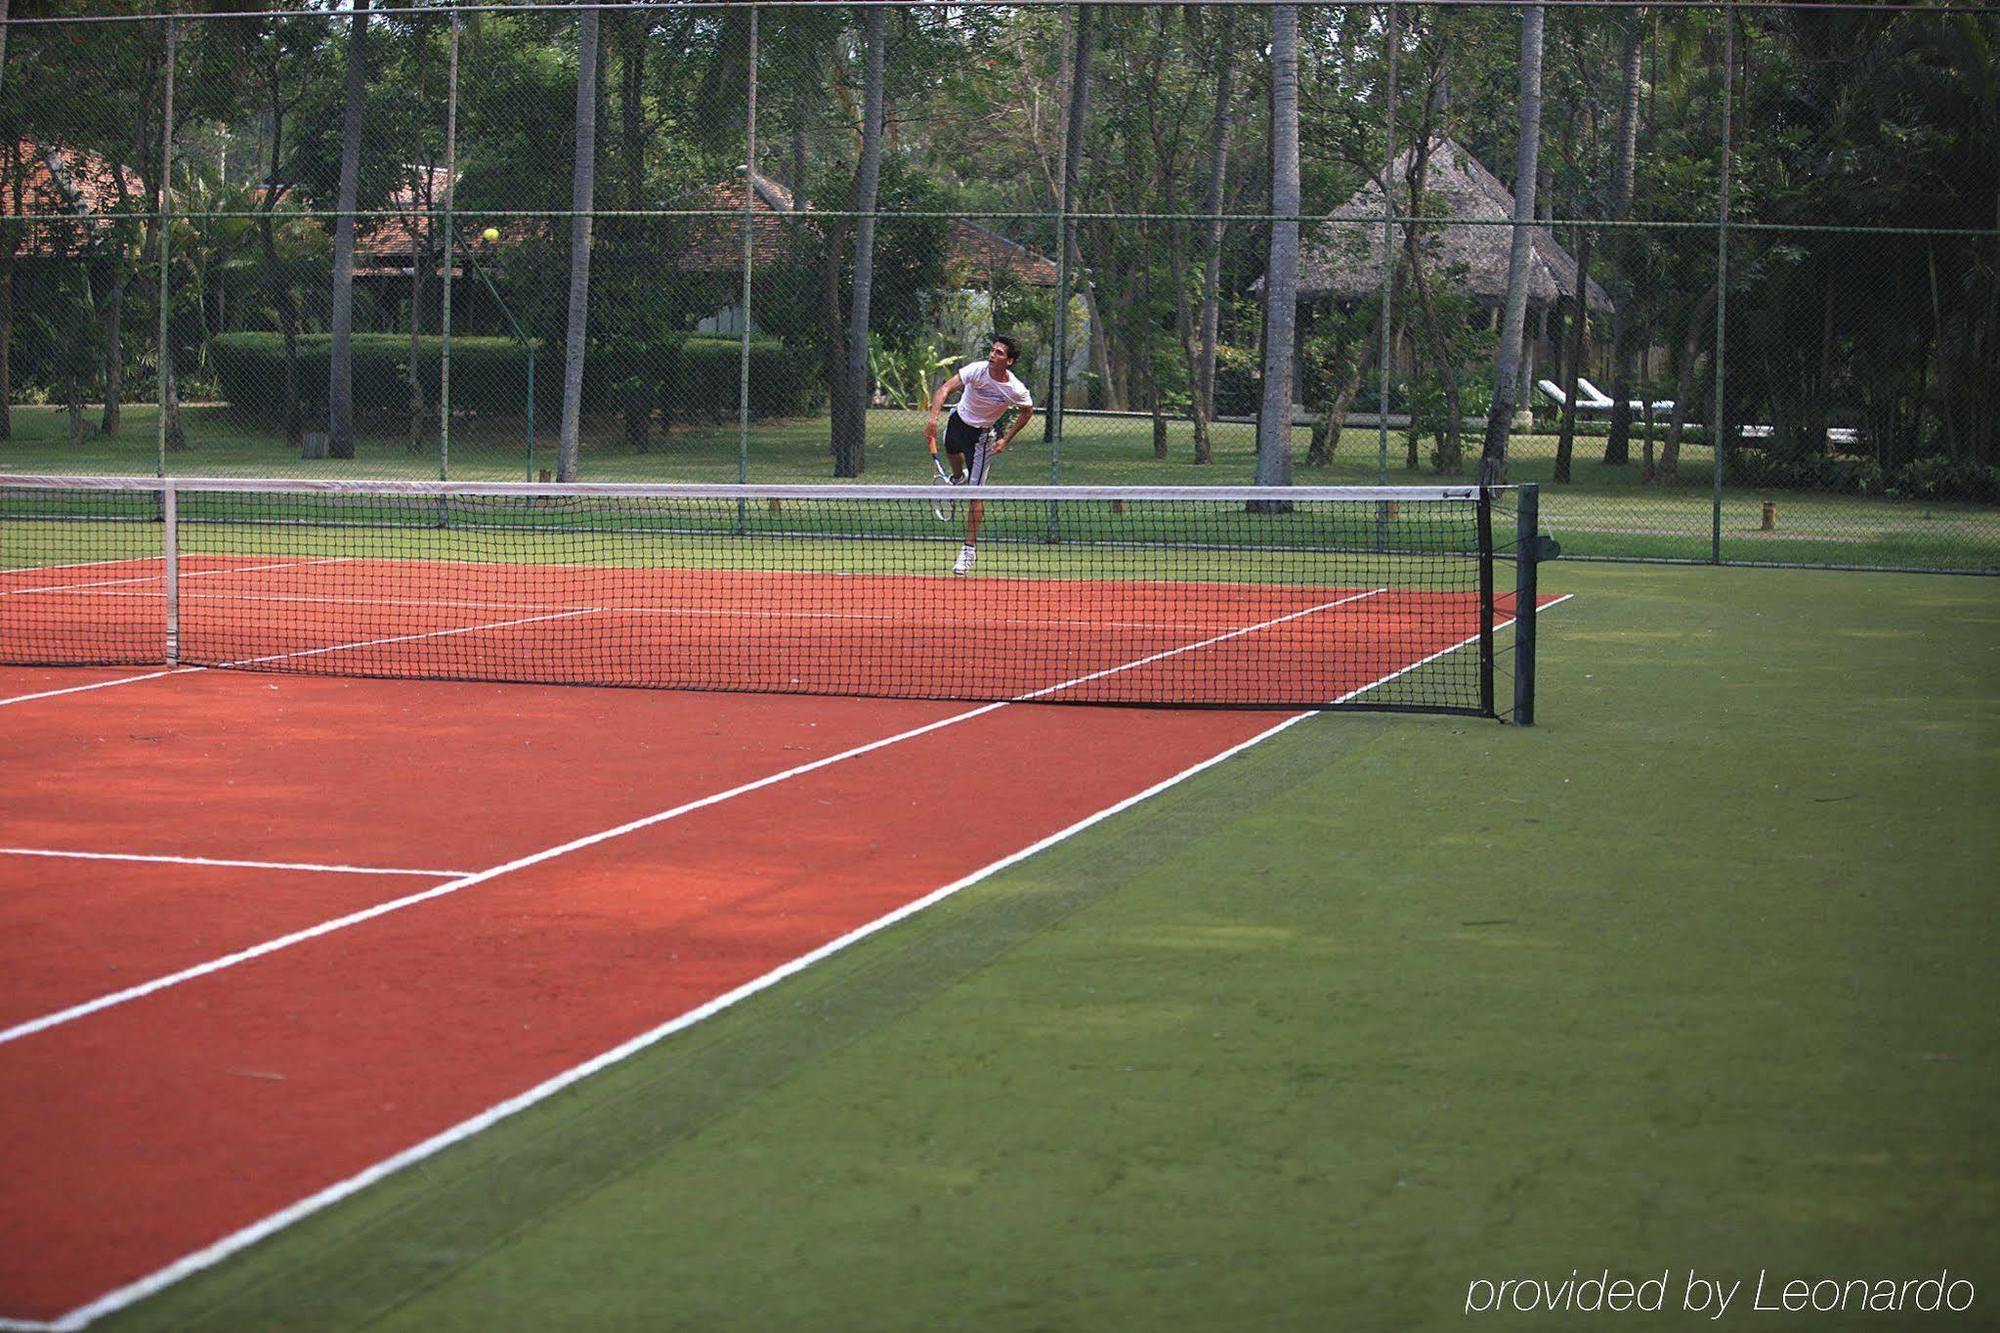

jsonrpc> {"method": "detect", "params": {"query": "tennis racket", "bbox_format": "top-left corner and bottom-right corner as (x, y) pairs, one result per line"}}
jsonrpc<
(929, 441), (957, 523)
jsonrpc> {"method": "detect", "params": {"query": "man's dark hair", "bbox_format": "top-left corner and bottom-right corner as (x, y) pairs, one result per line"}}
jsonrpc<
(992, 334), (1021, 364)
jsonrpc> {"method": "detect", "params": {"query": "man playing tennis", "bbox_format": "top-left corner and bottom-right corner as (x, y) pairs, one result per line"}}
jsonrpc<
(925, 335), (1035, 574)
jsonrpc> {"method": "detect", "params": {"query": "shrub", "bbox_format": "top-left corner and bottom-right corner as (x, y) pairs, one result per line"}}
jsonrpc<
(208, 332), (816, 426)
(1211, 343), (1262, 416)
(1885, 457), (2000, 504)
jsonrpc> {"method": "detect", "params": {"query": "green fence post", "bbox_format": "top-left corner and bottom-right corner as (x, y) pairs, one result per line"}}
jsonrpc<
(155, 14), (176, 483)
(1711, 1), (1732, 565)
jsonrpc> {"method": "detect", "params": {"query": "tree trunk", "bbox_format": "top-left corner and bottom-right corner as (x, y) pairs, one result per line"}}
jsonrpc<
(161, 327), (185, 451)
(1165, 217), (1206, 461)
(617, 22), (652, 451)
(791, 95), (808, 208)
(97, 258), (128, 437)
(1661, 283), (1717, 483)
(822, 213), (849, 455)
(1407, 253), (1464, 472)
(1394, 108), (1450, 470)
(558, 8), (602, 483)
(1639, 396), (1656, 482)
(1307, 341), (1371, 467)
(256, 217), (303, 449)
(1194, 36), (1236, 466)
(328, 0), (370, 460)
(407, 232), (429, 452)
(66, 372), (85, 445)
(621, 21), (647, 213)
(1254, 3), (1300, 494)
(1602, 10), (1645, 465)
(834, 6), (885, 478)
(1554, 222), (1591, 482)
(1395, 128), (1461, 472)
(0, 240), (13, 441)
(1479, 0), (1546, 485)
(1084, 281), (1116, 410)
(253, 94), (302, 449)
(1058, 6), (1100, 417)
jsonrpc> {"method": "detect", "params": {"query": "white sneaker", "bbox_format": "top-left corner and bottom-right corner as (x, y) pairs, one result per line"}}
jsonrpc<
(952, 544), (977, 575)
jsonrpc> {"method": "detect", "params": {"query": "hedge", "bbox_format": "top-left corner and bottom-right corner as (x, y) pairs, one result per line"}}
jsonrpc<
(209, 333), (818, 424)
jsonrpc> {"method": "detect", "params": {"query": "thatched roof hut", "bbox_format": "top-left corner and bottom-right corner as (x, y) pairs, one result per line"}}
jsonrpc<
(1294, 138), (1613, 316)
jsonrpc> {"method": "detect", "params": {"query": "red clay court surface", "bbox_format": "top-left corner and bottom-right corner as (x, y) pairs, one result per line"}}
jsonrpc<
(0, 578), (1554, 1328)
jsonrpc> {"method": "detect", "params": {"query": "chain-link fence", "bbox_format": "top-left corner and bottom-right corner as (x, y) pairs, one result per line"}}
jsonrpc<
(1, 1), (1995, 571)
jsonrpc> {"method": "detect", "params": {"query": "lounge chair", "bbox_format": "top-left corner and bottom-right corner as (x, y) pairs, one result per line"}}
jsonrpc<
(1576, 377), (1676, 415)
(1535, 379), (1614, 414)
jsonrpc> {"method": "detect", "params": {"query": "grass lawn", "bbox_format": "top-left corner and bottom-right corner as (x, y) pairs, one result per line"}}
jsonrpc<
(97, 559), (2000, 1331)
(5, 403), (1996, 572)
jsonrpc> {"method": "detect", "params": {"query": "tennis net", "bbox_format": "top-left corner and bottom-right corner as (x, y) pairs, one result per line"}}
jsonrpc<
(1, 476), (1547, 716)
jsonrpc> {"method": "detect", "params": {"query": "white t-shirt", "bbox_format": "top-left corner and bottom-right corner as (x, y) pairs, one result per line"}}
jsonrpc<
(951, 361), (1034, 429)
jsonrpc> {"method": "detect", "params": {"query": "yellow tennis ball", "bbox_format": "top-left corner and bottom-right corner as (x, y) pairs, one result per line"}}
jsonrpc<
(481, 227), (499, 242)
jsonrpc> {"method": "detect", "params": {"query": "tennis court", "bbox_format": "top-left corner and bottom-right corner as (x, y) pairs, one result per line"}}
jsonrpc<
(1, 478), (1557, 1328)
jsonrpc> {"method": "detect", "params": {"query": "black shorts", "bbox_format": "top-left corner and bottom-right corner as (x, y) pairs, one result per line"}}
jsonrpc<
(943, 412), (997, 484)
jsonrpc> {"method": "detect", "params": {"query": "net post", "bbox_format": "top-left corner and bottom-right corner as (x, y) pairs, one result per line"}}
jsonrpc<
(162, 481), (180, 666)
(1476, 485), (1495, 718)
(1513, 482), (1539, 726)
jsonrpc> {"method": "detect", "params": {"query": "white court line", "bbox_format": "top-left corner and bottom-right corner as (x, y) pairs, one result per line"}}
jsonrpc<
(1, 557), (347, 599)
(1017, 588), (1382, 701)
(16, 590), (1574, 1333)
(68, 586), (1338, 637)
(0, 848), (468, 878)
(0, 609), (605, 708)
(2, 555), (158, 577)
(61, 581), (1376, 638)
(218, 607), (602, 668)
(0, 669), (201, 707)
(0, 589), (1377, 1052)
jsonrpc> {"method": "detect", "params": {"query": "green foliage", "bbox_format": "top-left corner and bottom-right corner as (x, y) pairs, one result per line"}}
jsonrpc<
(1211, 344), (1262, 417)
(753, 158), (952, 370)
(208, 333), (815, 423)
(1724, 450), (2000, 505)
(868, 335), (955, 412)
(661, 334), (822, 421)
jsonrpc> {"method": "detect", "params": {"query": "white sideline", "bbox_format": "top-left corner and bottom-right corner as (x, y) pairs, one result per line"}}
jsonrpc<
(0, 589), (1570, 1331)
(0, 848), (469, 878)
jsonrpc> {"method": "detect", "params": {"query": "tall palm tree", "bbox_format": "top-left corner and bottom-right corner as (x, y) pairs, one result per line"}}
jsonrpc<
(833, 7), (885, 477)
(1479, 0), (1546, 485)
(1195, 30), (1237, 466)
(328, 0), (371, 460)
(1603, 9), (1647, 467)
(558, 8), (602, 482)
(1255, 3), (1301, 491)
(1045, 2), (1095, 439)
